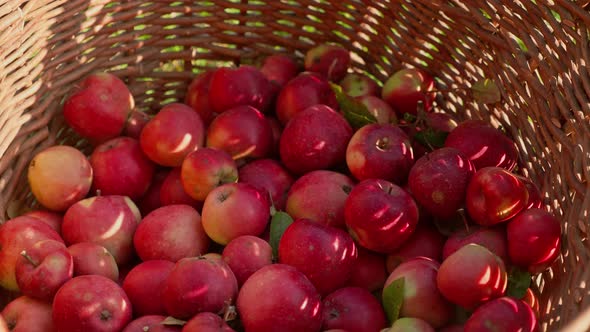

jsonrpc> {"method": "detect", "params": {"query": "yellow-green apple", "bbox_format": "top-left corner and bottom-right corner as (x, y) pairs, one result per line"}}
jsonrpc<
(237, 264), (322, 332)
(322, 287), (387, 332)
(275, 72), (338, 125)
(304, 43), (350, 82)
(340, 73), (379, 98)
(408, 147), (475, 220)
(279, 104), (352, 174)
(238, 158), (294, 211)
(162, 256), (238, 319)
(0, 216), (63, 291)
(381, 68), (435, 117)
(1, 296), (56, 332)
(90, 136), (156, 200)
(185, 70), (217, 125)
(63, 72), (134, 143)
(133, 204), (209, 262)
(122, 315), (182, 332)
(221, 235), (273, 286)
(208, 65), (274, 114)
(437, 244), (507, 309)
(201, 183), (270, 245)
(444, 120), (518, 171)
(182, 312), (236, 332)
(206, 105), (273, 160)
(279, 218), (357, 295)
(466, 167), (528, 226)
(357, 95), (397, 124)
(139, 103), (205, 167)
(67, 242), (119, 281)
(122, 260), (175, 316)
(386, 223), (445, 273)
(390, 317), (435, 332)
(507, 208), (562, 274)
(27, 145), (93, 212)
(464, 297), (537, 332)
(347, 247), (387, 292)
(52, 275), (132, 331)
(344, 179), (419, 253)
(62, 195), (141, 265)
(15, 239), (73, 302)
(181, 148), (238, 201)
(385, 257), (453, 328)
(285, 170), (354, 228)
(346, 123), (414, 184)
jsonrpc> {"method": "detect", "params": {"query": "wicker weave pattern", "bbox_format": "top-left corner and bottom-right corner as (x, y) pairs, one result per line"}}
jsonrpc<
(0, 0), (589, 330)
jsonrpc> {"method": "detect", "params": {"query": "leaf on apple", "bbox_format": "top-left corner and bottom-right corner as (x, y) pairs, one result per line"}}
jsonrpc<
(413, 128), (449, 149)
(161, 316), (186, 326)
(471, 78), (501, 104)
(382, 277), (405, 324)
(330, 83), (377, 129)
(506, 267), (531, 299)
(269, 211), (294, 259)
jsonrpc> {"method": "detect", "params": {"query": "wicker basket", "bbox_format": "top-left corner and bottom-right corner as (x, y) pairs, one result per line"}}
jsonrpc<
(0, 0), (589, 330)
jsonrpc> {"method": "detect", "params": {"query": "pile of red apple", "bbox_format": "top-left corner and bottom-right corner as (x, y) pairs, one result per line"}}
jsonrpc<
(0, 42), (561, 332)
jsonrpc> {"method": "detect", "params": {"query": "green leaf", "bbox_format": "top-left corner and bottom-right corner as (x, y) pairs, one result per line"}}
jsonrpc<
(413, 128), (449, 149)
(506, 267), (532, 299)
(382, 277), (405, 324)
(471, 78), (501, 104)
(269, 211), (294, 259)
(330, 83), (378, 129)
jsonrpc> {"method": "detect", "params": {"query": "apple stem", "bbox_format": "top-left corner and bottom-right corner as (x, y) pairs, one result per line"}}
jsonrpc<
(222, 301), (237, 322)
(268, 191), (277, 217)
(20, 250), (38, 267)
(388, 186), (394, 195)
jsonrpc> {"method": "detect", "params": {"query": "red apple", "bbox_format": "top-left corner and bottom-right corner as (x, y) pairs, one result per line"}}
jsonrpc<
(67, 243), (118, 282)
(347, 247), (388, 292)
(522, 288), (540, 317)
(266, 116), (283, 157)
(464, 297), (537, 332)
(27, 145), (93, 212)
(122, 260), (175, 316)
(134, 204), (209, 262)
(390, 317), (436, 332)
(444, 120), (518, 171)
(202, 183), (270, 245)
(62, 195), (140, 265)
(405, 112), (458, 159)
(182, 312), (236, 332)
(344, 179), (419, 253)
(408, 147), (475, 220)
(23, 210), (62, 235)
(162, 256), (238, 319)
(340, 73), (379, 98)
(385, 257), (453, 328)
(63, 72), (134, 142)
(237, 264), (322, 332)
(279, 218), (357, 295)
(238, 158), (294, 211)
(206, 105), (273, 160)
(280, 104), (353, 174)
(160, 168), (201, 209)
(466, 167), (528, 226)
(15, 239), (73, 302)
(260, 54), (299, 88)
(517, 175), (543, 209)
(90, 136), (156, 200)
(221, 235), (273, 286)
(1, 296), (56, 332)
(185, 70), (217, 125)
(357, 95), (397, 125)
(209, 65), (274, 113)
(0, 216), (63, 291)
(304, 43), (350, 82)
(181, 148), (238, 201)
(381, 68), (435, 117)
(138, 168), (170, 216)
(507, 208), (561, 274)
(346, 123), (414, 184)
(386, 223), (445, 273)
(437, 244), (507, 309)
(52, 275), (132, 331)
(275, 71), (338, 125)
(322, 287), (387, 332)
(285, 170), (354, 228)
(123, 315), (182, 332)
(140, 102), (205, 167)
(124, 110), (151, 139)
(443, 226), (508, 262)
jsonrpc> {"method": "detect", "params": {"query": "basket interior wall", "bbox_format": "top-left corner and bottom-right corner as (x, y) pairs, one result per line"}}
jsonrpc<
(0, 0), (589, 330)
